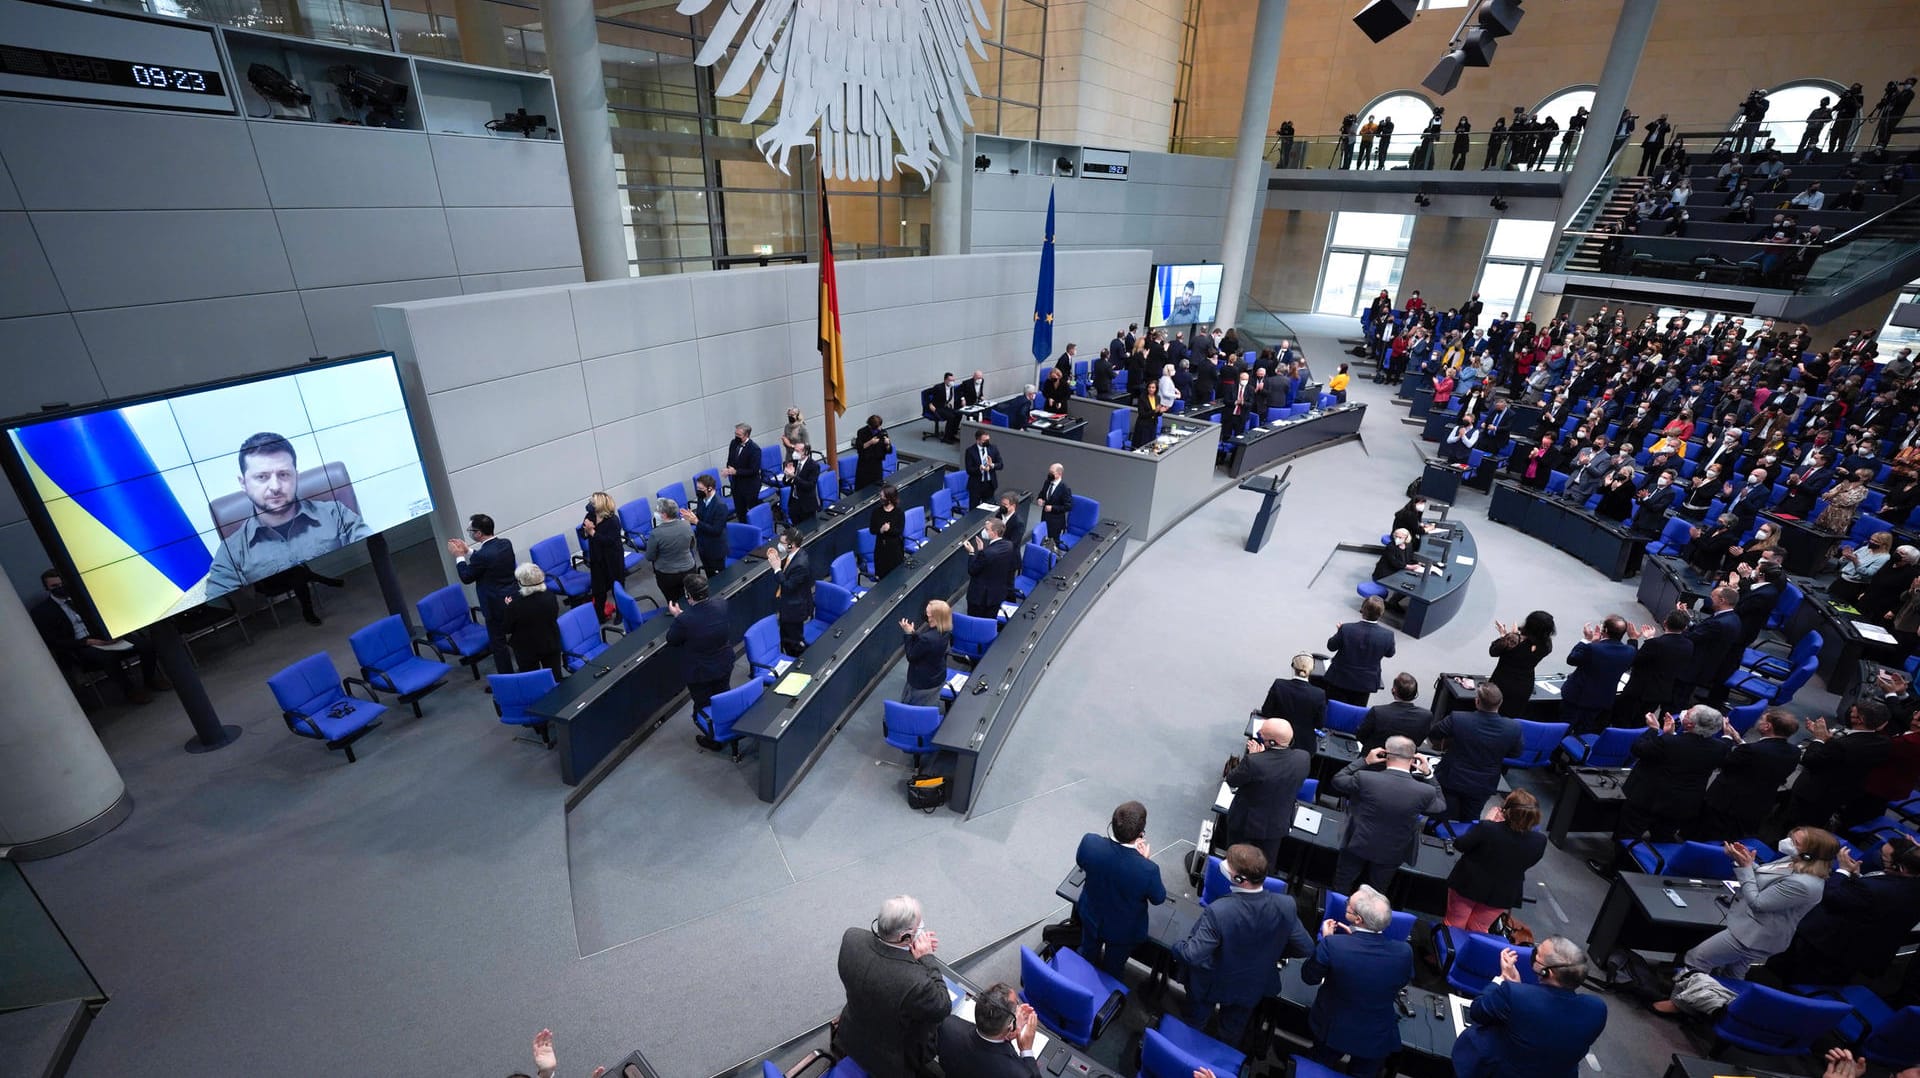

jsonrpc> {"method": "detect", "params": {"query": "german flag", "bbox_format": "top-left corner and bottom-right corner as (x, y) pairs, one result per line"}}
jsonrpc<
(818, 165), (847, 418)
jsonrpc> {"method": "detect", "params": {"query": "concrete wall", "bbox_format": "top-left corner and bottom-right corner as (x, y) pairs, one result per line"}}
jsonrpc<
(1249, 209), (1333, 314)
(1186, 0), (1920, 138)
(373, 249), (1151, 572)
(0, 97), (580, 598)
(1399, 216), (1496, 310)
(966, 149), (1236, 267)
(1040, 0), (1186, 152)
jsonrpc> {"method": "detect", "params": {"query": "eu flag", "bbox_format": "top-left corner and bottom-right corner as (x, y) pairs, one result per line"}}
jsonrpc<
(1030, 186), (1056, 363)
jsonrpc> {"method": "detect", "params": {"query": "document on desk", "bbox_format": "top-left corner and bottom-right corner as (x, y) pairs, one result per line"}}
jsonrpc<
(953, 998), (1051, 1056)
(1215, 782), (1234, 814)
(1534, 679), (1561, 695)
(1855, 620), (1899, 644)
(1294, 805), (1323, 834)
(1454, 555), (1475, 566)
(773, 672), (813, 696)
(946, 671), (970, 693)
(772, 659), (794, 677)
(998, 601), (1020, 619)
(1449, 993), (1471, 1037)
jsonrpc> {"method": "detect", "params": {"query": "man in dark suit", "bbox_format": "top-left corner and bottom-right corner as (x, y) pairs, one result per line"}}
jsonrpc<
(1860, 545), (1920, 623)
(1694, 709), (1799, 840)
(1304, 885), (1416, 1078)
(965, 430), (1003, 507)
(1732, 563), (1784, 650)
(1326, 736), (1448, 894)
(29, 568), (166, 704)
(1770, 838), (1920, 986)
(1773, 449), (1836, 518)
(1092, 350), (1116, 397)
(1324, 597), (1396, 707)
(1617, 610), (1694, 722)
(1037, 464), (1071, 550)
(936, 983), (1040, 1078)
(1171, 844), (1313, 1046)
(723, 423), (762, 523)
(1222, 371), (1255, 440)
(689, 474), (729, 577)
(1074, 800), (1167, 977)
(1724, 469), (1772, 525)
(992, 495), (1028, 551)
(1560, 616), (1639, 734)
(769, 527), (813, 655)
(1261, 653), (1328, 732)
(1431, 685), (1523, 821)
(1617, 705), (1732, 842)
(964, 520), (1017, 619)
(451, 513), (517, 675)
(836, 894), (949, 1078)
(1004, 386), (1036, 430)
(1224, 717), (1311, 870)
(1785, 701), (1893, 831)
(1357, 673), (1433, 753)
(931, 372), (963, 443)
(1452, 937), (1608, 1078)
(1682, 584), (1744, 708)
(958, 369), (987, 409)
(666, 574), (731, 714)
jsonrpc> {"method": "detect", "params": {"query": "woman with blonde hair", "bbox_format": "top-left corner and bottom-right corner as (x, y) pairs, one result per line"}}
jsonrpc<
(1653, 827), (1840, 1012)
(580, 490), (627, 621)
(898, 599), (954, 706)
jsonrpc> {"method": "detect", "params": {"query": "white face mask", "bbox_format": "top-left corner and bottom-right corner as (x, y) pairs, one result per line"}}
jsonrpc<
(1777, 837), (1799, 859)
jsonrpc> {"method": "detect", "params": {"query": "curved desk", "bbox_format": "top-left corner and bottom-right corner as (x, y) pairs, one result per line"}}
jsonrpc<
(1224, 403), (1367, 478)
(1486, 480), (1638, 580)
(534, 459), (948, 789)
(1379, 518), (1476, 639)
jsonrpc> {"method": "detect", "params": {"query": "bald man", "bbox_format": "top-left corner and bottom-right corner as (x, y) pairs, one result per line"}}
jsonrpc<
(1223, 717), (1313, 870)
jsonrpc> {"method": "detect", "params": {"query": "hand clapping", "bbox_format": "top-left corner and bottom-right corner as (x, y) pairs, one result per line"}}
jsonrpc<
(1722, 841), (1758, 868)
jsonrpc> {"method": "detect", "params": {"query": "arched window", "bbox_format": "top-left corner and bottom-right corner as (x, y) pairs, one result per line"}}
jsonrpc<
(1354, 90), (1438, 170)
(1731, 79), (1845, 154)
(1533, 86), (1596, 133)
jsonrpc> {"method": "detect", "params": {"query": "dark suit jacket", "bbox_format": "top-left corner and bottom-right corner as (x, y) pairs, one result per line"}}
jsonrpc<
(1224, 746), (1311, 847)
(1446, 821), (1547, 909)
(1623, 729), (1731, 819)
(936, 1015), (1038, 1078)
(789, 456), (824, 518)
(665, 596), (732, 683)
(965, 444), (1004, 500)
(1453, 981), (1608, 1078)
(693, 495), (729, 563)
(966, 539), (1017, 612)
(1172, 889), (1313, 1006)
(1074, 832), (1166, 947)
(1038, 478), (1072, 535)
(1092, 357), (1115, 394)
(1683, 609), (1743, 688)
(1620, 633), (1694, 710)
(498, 588), (562, 665)
(1431, 710), (1523, 800)
(836, 927), (950, 1078)
(1302, 930), (1415, 1057)
(1004, 395), (1034, 430)
(957, 378), (986, 407)
(1325, 620), (1396, 693)
(1261, 677), (1327, 730)
(727, 436), (763, 504)
(458, 537), (519, 622)
(1702, 736), (1799, 823)
(28, 596), (88, 661)
(1778, 872), (1920, 984)
(902, 626), (951, 691)
(1561, 639), (1636, 712)
(776, 548), (814, 623)
(1327, 760), (1448, 864)
(1357, 700), (1433, 753)
(1793, 731), (1892, 813)
(1734, 582), (1779, 646)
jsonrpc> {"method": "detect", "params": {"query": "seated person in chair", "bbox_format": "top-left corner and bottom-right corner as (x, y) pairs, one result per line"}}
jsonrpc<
(30, 568), (167, 704)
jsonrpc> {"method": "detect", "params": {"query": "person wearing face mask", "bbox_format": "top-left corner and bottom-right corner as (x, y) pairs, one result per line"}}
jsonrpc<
(1725, 468), (1773, 527)
(1650, 827), (1839, 1013)
(768, 526), (814, 656)
(1769, 837), (1920, 987)
(784, 442), (823, 525)
(780, 407), (810, 458)
(965, 430), (1003, 507)
(448, 512), (518, 675)
(30, 568), (167, 704)
(935, 982), (1041, 1078)
(1302, 885), (1415, 1078)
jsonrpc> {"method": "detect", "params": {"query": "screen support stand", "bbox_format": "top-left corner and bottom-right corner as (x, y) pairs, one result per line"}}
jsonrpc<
(152, 621), (241, 754)
(366, 533), (408, 626)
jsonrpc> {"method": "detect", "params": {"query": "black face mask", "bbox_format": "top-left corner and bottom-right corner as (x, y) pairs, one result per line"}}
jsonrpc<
(48, 585), (69, 600)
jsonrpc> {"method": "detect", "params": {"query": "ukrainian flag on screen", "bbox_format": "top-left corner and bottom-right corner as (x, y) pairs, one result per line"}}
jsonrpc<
(1157, 265), (1173, 321)
(14, 411), (212, 635)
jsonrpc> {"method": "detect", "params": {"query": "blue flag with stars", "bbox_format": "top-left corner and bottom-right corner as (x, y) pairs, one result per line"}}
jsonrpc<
(1030, 186), (1055, 363)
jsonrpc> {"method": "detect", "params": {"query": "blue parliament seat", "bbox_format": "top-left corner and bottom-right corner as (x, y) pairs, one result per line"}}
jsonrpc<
(1797, 986), (1920, 1066)
(856, 528), (878, 577)
(1061, 495), (1100, 549)
(1766, 582), (1805, 632)
(725, 521), (762, 566)
(487, 669), (557, 746)
(904, 506), (928, 552)
(656, 481), (688, 508)
(1106, 429), (1126, 450)
(609, 582), (662, 633)
(1558, 725), (1641, 768)
(266, 653), (386, 762)
(1198, 854), (1288, 906)
(1727, 700), (1767, 735)
(1617, 838), (1740, 879)
(837, 455), (859, 493)
(745, 615), (794, 683)
(1140, 1014), (1245, 1078)
(1503, 719), (1571, 769)
(1021, 945), (1125, 1048)
(950, 612), (998, 664)
(1321, 891), (1416, 941)
(348, 614), (452, 716)
(806, 582), (855, 644)
(928, 488), (956, 531)
(829, 552), (868, 598)
(1710, 981), (1855, 1059)
(414, 584), (489, 679)
(747, 503), (777, 545)
(1726, 651), (1818, 707)
(557, 603), (613, 672)
(1437, 930), (1536, 998)
(1644, 516), (1692, 558)
(1324, 699), (1365, 736)
(1014, 542), (1057, 598)
(882, 700), (942, 768)
(529, 535), (591, 599)
(943, 469), (970, 505)
(695, 679), (765, 760)
(1742, 629), (1821, 680)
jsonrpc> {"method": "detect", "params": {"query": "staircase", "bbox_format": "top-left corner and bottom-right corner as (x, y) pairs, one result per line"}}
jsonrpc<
(1563, 177), (1648, 272)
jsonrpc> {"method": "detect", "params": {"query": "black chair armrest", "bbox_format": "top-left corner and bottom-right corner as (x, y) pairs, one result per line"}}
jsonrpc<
(601, 624), (624, 642)
(633, 593), (661, 609)
(411, 637), (446, 662)
(341, 676), (379, 701)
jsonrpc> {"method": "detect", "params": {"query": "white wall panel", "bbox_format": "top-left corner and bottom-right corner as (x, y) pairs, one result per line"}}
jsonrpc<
(593, 401), (708, 489)
(276, 208), (459, 289)
(572, 276), (694, 359)
(0, 212), (67, 319)
(460, 267), (585, 293)
(401, 287), (578, 393)
(428, 136), (571, 207)
(689, 268), (788, 338)
(430, 364), (590, 471)
(445, 431), (598, 529)
(0, 102), (270, 210)
(249, 123), (443, 208)
(694, 325), (796, 395)
(582, 342), (706, 427)
(33, 209), (294, 309)
(300, 278), (464, 358)
(445, 206), (581, 274)
(74, 292), (316, 396)
(0, 314), (104, 416)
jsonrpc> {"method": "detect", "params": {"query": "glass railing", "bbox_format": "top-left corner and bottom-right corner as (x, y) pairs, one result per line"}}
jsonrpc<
(1601, 121), (1920, 178)
(1232, 296), (1301, 355)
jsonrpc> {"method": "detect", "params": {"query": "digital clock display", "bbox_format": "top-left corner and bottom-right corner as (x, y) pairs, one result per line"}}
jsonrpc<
(0, 44), (224, 95)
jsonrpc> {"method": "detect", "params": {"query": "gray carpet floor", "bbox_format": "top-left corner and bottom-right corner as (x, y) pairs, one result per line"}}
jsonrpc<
(18, 318), (1835, 1077)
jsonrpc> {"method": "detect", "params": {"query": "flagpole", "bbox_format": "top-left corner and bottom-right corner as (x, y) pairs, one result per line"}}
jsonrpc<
(817, 153), (840, 470)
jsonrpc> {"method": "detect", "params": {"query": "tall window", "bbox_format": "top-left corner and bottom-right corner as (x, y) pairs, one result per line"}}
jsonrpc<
(1315, 212), (1415, 317)
(1353, 91), (1437, 170)
(1471, 218), (1554, 320)
(1533, 86), (1595, 132)
(1736, 80), (1845, 153)
(1879, 279), (1920, 354)
(974, 0), (1046, 138)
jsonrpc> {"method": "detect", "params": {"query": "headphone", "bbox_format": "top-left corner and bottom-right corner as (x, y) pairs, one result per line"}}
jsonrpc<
(870, 918), (916, 946)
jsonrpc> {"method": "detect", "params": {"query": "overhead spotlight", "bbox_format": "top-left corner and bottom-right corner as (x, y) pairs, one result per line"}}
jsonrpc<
(1490, 195), (1510, 212)
(974, 154), (991, 172)
(1422, 50), (1466, 95)
(1460, 26), (1499, 66)
(1055, 156), (1074, 175)
(1477, 0), (1525, 37)
(1413, 192), (1432, 207)
(1351, 0), (1417, 43)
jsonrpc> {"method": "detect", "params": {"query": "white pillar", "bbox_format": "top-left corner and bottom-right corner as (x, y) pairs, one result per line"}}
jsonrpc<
(0, 584), (128, 858)
(931, 155), (965, 256)
(1212, 0), (1288, 329)
(540, 0), (628, 281)
(1555, 0), (1659, 229)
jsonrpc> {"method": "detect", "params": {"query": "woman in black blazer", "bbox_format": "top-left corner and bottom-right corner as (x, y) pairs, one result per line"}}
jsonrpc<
(499, 563), (565, 678)
(1487, 610), (1554, 718)
(869, 484), (907, 580)
(898, 599), (953, 706)
(581, 491), (627, 622)
(1444, 790), (1548, 932)
(853, 415), (891, 491)
(1390, 498), (1428, 553)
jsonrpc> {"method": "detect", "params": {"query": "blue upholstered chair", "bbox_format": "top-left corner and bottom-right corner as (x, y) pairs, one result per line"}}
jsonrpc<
(348, 615), (452, 716)
(1727, 700), (1768, 735)
(414, 584), (489, 679)
(1139, 1015), (1244, 1078)
(1061, 495), (1100, 549)
(1618, 838), (1737, 879)
(529, 534), (592, 600)
(950, 612), (998, 663)
(1742, 629), (1821, 680)
(1198, 854), (1288, 906)
(1322, 891), (1416, 941)
(829, 551), (867, 598)
(655, 481), (688, 508)
(1440, 931), (1536, 997)
(267, 653), (386, 762)
(726, 522), (762, 566)
(744, 615), (794, 683)
(1014, 542), (1057, 598)
(882, 700), (942, 768)
(1324, 700), (1365, 736)
(1356, 580), (1390, 600)
(557, 603), (612, 672)
(806, 582), (855, 644)
(1503, 719), (1571, 769)
(487, 669), (557, 746)
(1710, 982), (1854, 1058)
(903, 506), (927, 552)
(1020, 945), (1124, 1048)
(943, 469), (969, 504)
(856, 529), (878, 577)
(928, 488), (956, 531)
(1644, 516), (1693, 558)
(609, 581), (662, 633)
(695, 679), (764, 759)
(1557, 724), (1641, 768)
(746, 503), (776, 545)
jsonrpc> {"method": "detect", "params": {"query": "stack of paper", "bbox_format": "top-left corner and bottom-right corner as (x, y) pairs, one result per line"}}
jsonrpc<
(773, 672), (812, 696)
(945, 671), (970, 693)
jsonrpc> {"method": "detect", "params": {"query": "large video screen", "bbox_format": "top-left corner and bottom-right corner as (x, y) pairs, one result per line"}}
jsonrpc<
(2, 353), (432, 639)
(1148, 263), (1223, 328)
